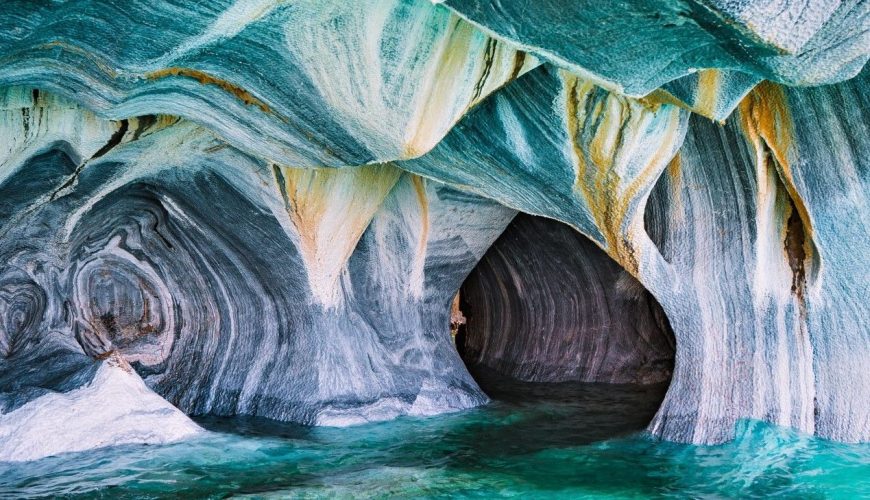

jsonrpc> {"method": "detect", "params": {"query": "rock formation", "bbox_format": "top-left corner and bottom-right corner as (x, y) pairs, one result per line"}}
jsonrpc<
(459, 213), (675, 385)
(404, 66), (869, 444)
(0, 0), (866, 461)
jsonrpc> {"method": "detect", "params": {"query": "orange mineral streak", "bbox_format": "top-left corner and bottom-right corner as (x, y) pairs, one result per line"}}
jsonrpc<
(277, 167), (318, 272)
(644, 88), (690, 113)
(738, 81), (815, 260)
(695, 69), (722, 119)
(664, 153), (685, 220)
(403, 16), (534, 160)
(565, 73), (681, 275)
(407, 174), (430, 298)
(146, 67), (272, 113)
(641, 69), (722, 120)
(411, 174), (430, 252)
(402, 18), (475, 159)
(273, 164), (402, 287)
(154, 115), (181, 128)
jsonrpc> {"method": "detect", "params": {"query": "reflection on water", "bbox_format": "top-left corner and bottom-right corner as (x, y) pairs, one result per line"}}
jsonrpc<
(1, 370), (868, 498)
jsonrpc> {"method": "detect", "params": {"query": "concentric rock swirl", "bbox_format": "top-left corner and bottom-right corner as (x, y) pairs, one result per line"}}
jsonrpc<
(0, 0), (867, 462)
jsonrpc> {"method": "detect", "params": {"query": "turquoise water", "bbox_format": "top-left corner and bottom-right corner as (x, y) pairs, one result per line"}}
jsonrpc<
(2, 372), (868, 498)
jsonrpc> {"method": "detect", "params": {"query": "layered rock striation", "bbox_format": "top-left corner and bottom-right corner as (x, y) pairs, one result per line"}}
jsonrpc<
(0, 0), (867, 460)
(0, 88), (515, 460)
(404, 65), (869, 444)
(459, 213), (675, 385)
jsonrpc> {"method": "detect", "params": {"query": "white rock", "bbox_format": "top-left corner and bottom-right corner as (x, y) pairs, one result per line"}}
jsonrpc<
(0, 355), (202, 462)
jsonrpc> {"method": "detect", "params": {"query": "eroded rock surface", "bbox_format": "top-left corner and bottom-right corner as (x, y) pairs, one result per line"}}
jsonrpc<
(403, 66), (869, 444)
(0, 89), (515, 461)
(0, 0), (867, 459)
(460, 213), (675, 385)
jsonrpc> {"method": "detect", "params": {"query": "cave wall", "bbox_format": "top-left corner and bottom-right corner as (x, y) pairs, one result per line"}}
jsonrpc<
(403, 67), (869, 444)
(0, 0), (866, 458)
(460, 213), (675, 385)
(644, 77), (869, 444)
(0, 0), (538, 167)
(442, 0), (868, 119)
(0, 88), (516, 460)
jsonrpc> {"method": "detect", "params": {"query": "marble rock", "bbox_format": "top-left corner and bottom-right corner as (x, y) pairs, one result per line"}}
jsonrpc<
(441, 0), (868, 95)
(460, 213), (675, 385)
(402, 65), (869, 444)
(0, 0), (537, 167)
(0, 354), (202, 463)
(0, 88), (516, 459)
(0, 0), (867, 458)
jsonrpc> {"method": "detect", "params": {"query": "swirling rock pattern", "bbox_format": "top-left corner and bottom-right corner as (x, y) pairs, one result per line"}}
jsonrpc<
(0, 0), (867, 459)
(0, 0), (537, 166)
(0, 88), (516, 460)
(403, 66), (869, 444)
(460, 213), (675, 385)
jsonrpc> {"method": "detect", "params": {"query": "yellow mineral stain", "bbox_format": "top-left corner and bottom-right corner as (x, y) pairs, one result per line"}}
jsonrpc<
(666, 152), (682, 191)
(450, 292), (465, 340)
(643, 88), (685, 111)
(146, 67), (272, 113)
(403, 16), (537, 159)
(617, 111), (681, 258)
(129, 115), (181, 139)
(411, 174), (430, 252)
(589, 97), (622, 171)
(409, 174), (430, 298)
(565, 72), (681, 275)
(695, 69), (722, 119)
(643, 70), (737, 121)
(274, 164), (402, 304)
(738, 81), (815, 250)
(565, 73), (595, 188)
(403, 17), (475, 159)
(662, 152), (684, 221)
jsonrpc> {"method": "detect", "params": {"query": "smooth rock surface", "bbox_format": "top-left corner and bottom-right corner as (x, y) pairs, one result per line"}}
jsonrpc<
(0, 88), (516, 457)
(0, 0), (537, 166)
(403, 65), (869, 444)
(460, 213), (675, 385)
(442, 0), (868, 95)
(0, 0), (866, 457)
(0, 355), (202, 463)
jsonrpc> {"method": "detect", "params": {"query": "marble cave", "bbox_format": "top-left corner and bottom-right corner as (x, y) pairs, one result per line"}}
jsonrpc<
(0, 0), (868, 497)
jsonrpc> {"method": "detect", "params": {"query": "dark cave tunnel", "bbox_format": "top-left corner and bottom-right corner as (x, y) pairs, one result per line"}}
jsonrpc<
(453, 213), (676, 438)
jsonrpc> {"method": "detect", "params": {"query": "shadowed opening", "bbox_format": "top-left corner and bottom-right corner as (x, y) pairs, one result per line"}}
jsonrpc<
(455, 213), (675, 438)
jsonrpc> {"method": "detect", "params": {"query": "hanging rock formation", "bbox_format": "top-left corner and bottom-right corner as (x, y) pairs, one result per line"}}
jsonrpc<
(442, 0), (868, 111)
(0, 88), (516, 461)
(0, 0), (537, 166)
(0, 0), (867, 460)
(403, 65), (869, 444)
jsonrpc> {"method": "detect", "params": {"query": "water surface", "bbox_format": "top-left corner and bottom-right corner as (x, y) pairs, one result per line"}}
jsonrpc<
(2, 371), (868, 498)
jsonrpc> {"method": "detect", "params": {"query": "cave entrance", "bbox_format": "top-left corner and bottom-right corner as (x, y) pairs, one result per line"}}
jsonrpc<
(453, 213), (675, 438)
